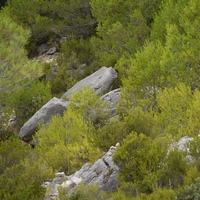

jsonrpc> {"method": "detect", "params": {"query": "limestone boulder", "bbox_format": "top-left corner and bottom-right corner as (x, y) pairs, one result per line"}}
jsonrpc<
(61, 67), (118, 99)
(18, 97), (69, 141)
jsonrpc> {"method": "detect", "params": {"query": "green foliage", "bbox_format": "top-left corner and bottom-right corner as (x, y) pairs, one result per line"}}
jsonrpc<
(95, 105), (155, 150)
(1, 0), (200, 198)
(0, 137), (30, 174)
(158, 148), (188, 189)
(137, 187), (176, 200)
(179, 89), (200, 137)
(44, 62), (76, 97)
(94, 117), (131, 151)
(183, 165), (200, 187)
(113, 132), (169, 193)
(121, 0), (200, 111)
(59, 183), (109, 200)
(151, 0), (187, 42)
(5, 81), (51, 128)
(0, 10), (46, 133)
(58, 38), (94, 67)
(111, 187), (176, 200)
(34, 108), (101, 174)
(111, 189), (134, 200)
(188, 136), (200, 161)
(177, 177), (200, 200)
(153, 84), (192, 137)
(90, 0), (151, 66)
(68, 87), (109, 125)
(46, 38), (96, 96)
(119, 41), (165, 109)
(6, 0), (96, 49)
(118, 83), (199, 141)
(0, 10), (43, 95)
(0, 137), (53, 199)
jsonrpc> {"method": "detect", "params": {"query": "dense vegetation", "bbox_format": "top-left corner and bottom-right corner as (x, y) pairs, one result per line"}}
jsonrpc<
(0, 0), (200, 199)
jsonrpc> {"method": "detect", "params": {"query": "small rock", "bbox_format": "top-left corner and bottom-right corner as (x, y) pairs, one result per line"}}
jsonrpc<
(47, 47), (57, 55)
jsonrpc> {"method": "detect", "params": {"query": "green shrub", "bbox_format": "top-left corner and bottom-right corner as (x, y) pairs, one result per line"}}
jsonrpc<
(34, 108), (101, 174)
(59, 183), (109, 200)
(0, 137), (53, 200)
(177, 177), (200, 200)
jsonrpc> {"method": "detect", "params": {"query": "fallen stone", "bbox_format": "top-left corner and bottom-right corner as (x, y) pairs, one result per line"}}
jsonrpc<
(18, 97), (69, 141)
(61, 67), (118, 99)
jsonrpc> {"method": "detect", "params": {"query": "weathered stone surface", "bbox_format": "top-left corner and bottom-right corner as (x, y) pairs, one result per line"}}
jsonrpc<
(61, 67), (118, 99)
(101, 88), (120, 104)
(170, 136), (194, 152)
(18, 67), (117, 142)
(18, 97), (69, 141)
(101, 88), (120, 116)
(44, 144), (120, 199)
(177, 136), (194, 151)
(47, 47), (57, 55)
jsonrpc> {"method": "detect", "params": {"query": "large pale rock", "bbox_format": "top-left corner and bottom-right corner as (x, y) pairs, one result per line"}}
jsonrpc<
(61, 67), (118, 99)
(19, 97), (69, 141)
(44, 144), (119, 199)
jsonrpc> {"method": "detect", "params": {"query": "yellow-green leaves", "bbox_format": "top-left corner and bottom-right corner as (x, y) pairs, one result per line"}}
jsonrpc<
(113, 132), (169, 193)
(0, 137), (53, 199)
(34, 107), (101, 174)
(0, 11), (43, 93)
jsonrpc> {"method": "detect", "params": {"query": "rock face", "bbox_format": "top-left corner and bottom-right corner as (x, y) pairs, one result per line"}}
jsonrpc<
(61, 67), (118, 99)
(18, 97), (69, 142)
(44, 144), (120, 199)
(101, 88), (120, 116)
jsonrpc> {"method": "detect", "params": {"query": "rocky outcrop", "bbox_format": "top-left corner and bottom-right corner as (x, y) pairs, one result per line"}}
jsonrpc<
(18, 67), (118, 142)
(18, 97), (69, 142)
(61, 67), (118, 99)
(44, 144), (120, 199)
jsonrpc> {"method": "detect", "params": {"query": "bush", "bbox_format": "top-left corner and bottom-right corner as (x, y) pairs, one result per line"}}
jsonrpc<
(113, 132), (169, 194)
(177, 177), (200, 200)
(0, 137), (53, 200)
(59, 183), (109, 200)
(34, 108), (101, 174)
(5, 80), (51, 128)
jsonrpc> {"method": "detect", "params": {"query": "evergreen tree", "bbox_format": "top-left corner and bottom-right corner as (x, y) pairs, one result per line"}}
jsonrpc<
(6, 0), (96, 49)
(0, 11), (42, 96)
(90, 0), (152, 66)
